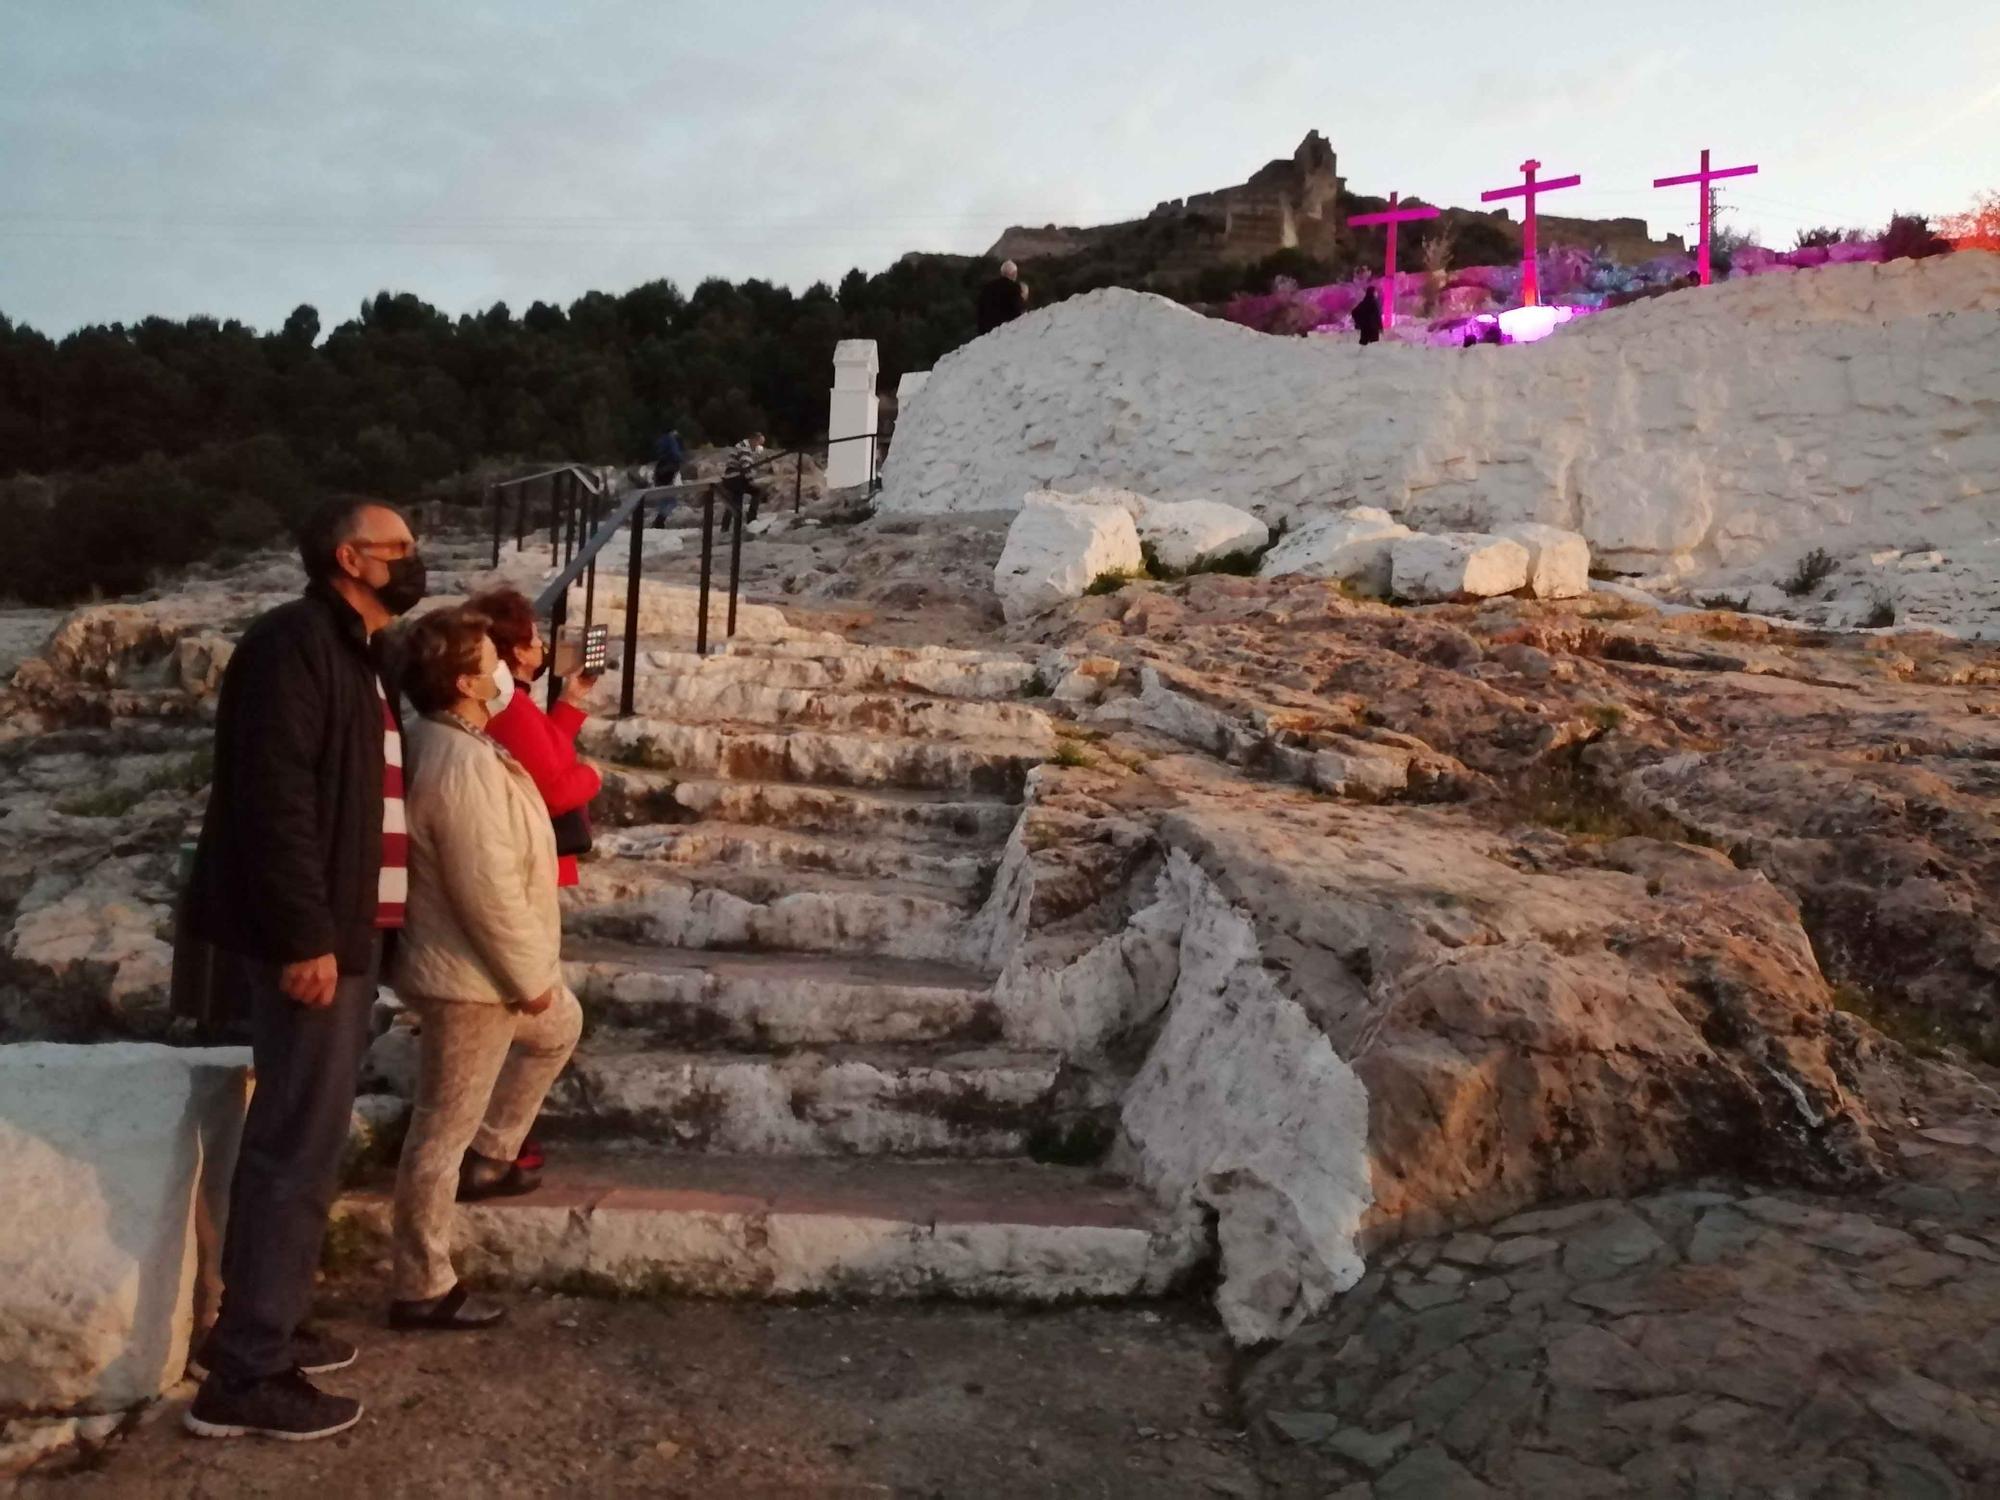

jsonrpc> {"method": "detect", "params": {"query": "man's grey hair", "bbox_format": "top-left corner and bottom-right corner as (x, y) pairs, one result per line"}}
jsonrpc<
(1000, 260), (1019, 278)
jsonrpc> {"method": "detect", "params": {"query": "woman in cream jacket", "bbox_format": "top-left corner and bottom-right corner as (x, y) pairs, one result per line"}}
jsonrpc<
(388, 605), (581, 1332)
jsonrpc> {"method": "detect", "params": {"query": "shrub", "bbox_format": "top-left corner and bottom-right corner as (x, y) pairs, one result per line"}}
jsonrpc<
(1084, 567), (1147, 596)
(1781, 548), (1838, 598)
(1880, 213), (1952, 261)
(1698, 593), (1751, 612)
(1863, 597), (1897, 629)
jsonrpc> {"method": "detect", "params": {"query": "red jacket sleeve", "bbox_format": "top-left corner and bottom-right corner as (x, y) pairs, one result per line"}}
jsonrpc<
(486, 693), (602, 817)
(547, 701), (587, 744)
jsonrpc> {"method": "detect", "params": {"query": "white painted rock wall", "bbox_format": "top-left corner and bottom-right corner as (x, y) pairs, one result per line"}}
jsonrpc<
(0, 1044), (250, 1417)
(880, 257), (2000, 589)
(1115, 853), (1372, 1345)
(993, 492), (1143, 622)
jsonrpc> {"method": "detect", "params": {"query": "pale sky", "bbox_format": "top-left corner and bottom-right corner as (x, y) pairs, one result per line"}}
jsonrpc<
(3, 1), (1995, 336)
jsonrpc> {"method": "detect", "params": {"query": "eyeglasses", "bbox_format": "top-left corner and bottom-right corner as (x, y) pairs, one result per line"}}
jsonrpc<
(352, 540), (416, 560)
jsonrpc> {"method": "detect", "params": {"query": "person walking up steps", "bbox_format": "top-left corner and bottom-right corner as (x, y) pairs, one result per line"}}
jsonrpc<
(181, 497), (426, 1443)
(723, 430), (767, 523)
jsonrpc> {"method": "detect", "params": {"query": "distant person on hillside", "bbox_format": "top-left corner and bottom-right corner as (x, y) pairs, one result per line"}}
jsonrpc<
(650, 429), (685, 526)
(976, 260), (1029, 335)
(1353, 286), (1384, 347)
(722, 431), (767, 524)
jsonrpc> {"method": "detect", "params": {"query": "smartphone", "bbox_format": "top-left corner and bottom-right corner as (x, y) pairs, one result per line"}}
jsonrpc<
(580, 623), (609, 676)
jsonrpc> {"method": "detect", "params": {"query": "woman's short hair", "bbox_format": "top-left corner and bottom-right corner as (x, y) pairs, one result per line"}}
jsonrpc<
(401, 606), (492, 714)
(468, 587), (538, 672)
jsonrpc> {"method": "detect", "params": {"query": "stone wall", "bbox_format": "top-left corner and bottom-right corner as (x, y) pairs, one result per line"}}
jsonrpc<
(1, 1045), (248, 1438)
(881, 255), (2000, 596)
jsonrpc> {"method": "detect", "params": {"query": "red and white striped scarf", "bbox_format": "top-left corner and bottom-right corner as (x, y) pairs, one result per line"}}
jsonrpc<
(375, 677), (407, 928)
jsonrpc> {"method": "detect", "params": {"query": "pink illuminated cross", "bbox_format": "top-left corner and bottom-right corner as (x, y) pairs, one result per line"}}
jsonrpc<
(1653, 148), (1759, 286)
(1346, 191), (1441, 330)
(1480, 159), (1582, 307)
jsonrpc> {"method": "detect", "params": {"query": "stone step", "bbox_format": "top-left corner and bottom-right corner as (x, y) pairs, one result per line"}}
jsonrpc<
(541, 1044), (1066, 1157)
(565, 939), (1000, 1048)
(596, 823), (996, 895)
(584, 716), (1042, 797)
(593, 769), (1020, 845)
(631, 644), (1038, 700)
(565, 871), (970, 964)
(614, 672), (1055, 745)
(333, 1152), (1204, 1302)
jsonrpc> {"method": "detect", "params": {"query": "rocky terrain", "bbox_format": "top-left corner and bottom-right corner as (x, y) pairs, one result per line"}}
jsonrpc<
(5, 507), (1999, 1491)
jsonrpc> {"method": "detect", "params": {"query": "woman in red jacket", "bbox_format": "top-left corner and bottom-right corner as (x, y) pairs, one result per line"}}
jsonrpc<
(468, 588), (604, 1173)
(470, 589), (604, 890)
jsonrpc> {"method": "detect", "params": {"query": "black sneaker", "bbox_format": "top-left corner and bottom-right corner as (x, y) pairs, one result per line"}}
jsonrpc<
(291, 1324), (359, 1375)
(190, 1324), (357, 1379)
(183, 1369), (362, 1442)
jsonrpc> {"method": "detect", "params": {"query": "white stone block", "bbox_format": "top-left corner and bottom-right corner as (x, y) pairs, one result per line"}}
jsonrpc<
(993, 493), (1144, 622)
(1390, 532), (1531, 601)
(1136, 499), (1269, 573)
(1496, 522), (1592, 599)
(0, 1044), (250, 1418)
(1260, 507), (1413, 592)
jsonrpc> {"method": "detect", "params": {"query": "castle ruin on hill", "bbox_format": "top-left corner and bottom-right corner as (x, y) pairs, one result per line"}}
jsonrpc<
(987, 131), (1686, 271)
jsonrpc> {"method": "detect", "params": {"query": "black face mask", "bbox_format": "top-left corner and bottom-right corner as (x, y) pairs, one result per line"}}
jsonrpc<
(531, 658), (549, 683)
(375, 553), (427, 616)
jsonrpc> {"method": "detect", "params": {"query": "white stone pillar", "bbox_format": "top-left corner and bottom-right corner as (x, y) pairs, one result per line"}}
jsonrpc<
(827, 339), (879, 491)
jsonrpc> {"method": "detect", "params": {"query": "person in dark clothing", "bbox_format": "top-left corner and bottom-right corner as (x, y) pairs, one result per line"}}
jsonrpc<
(179, 497), (426, 1444)
(1353, 286), (1384, 346)
(975, 259), (1029, 335)
(650, 430), (685, 526)
(651, 429), (685, 489)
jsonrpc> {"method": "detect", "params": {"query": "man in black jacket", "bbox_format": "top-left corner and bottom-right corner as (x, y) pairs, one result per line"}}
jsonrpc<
(181, 497), (425, 1443)
(975, 259), (1029, 335)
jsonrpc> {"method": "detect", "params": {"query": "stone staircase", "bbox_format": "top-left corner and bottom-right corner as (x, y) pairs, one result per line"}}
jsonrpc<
(339, 637), (1203, 1303)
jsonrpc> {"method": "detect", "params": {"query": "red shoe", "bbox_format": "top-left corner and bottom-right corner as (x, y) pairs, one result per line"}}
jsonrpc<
(514, 1138), (546, 1173)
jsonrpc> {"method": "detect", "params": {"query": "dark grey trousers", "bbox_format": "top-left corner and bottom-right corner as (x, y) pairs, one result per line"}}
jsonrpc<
(203, 939), (379, 1385)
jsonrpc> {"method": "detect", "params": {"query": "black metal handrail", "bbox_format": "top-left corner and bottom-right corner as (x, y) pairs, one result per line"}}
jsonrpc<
(483, 431), (883, 719)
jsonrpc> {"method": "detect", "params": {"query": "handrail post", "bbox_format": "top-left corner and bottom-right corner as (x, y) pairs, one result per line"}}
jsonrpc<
(488, 483), (500, 569)
(563, 471), (580, 569)
(583, 483), (599, 630)
(547, 472), (561, 562)
(726, 487), (745, 639)
(696, 485), (715, 657)
(619, 494), (643, 718)
(514, 482), (526, 553)
(794, 451), (803, 514)
(546, 574), (568, 713)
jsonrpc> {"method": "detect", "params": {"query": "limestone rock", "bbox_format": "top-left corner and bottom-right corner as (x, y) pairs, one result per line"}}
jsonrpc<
(0, 1043), (249, 1418)
(1148, 787), (1880, 1280)
(1390, 533), (1531, 601)
(992, 492), (1144, 622)
(1115, 852), (1373, 1344)
(1136, 498), (1269, 573)
(1260, 507), (1413, 592)
(563, 578), (798, 644)
(2, 859), (175, 1040)
(1496, 522), (1591, 599)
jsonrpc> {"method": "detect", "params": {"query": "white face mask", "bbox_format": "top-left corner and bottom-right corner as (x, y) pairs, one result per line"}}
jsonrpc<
(488, 661), (515, 712)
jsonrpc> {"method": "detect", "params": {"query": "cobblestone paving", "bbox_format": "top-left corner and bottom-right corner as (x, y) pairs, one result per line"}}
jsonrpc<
(1244, 1117), (2000, 1498)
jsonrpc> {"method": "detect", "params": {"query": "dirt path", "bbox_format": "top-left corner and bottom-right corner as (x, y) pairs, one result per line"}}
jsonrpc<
(24, 1278), (1257, 1499)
